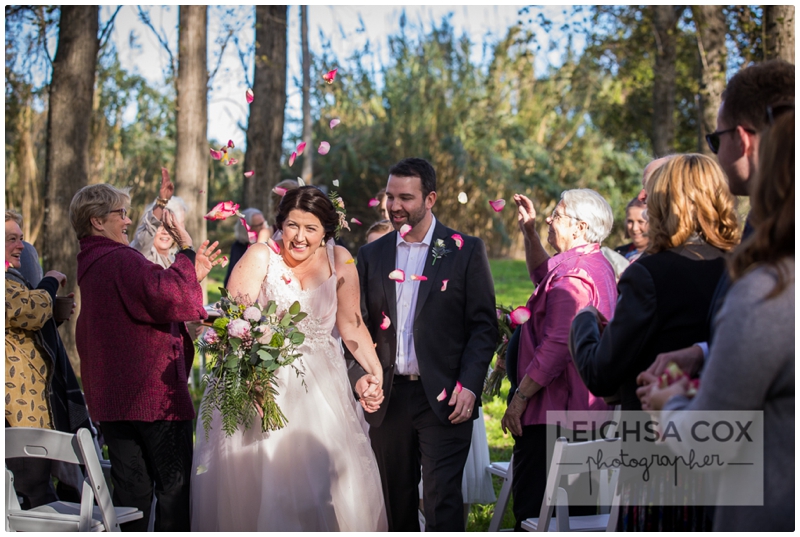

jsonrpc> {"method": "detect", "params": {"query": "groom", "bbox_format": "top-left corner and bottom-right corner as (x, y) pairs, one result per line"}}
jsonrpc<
(346, 157), (498, 531)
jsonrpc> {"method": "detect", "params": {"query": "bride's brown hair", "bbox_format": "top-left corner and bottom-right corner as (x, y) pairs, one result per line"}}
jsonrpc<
(275, 186), (339, 242)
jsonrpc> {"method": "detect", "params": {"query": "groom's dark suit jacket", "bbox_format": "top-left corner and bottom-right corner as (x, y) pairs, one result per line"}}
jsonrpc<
(346, 220), (498, 427)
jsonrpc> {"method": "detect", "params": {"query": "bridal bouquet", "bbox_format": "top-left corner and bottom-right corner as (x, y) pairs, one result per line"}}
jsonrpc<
(197, 288), (307, 438)
(483, 304), (531, 399)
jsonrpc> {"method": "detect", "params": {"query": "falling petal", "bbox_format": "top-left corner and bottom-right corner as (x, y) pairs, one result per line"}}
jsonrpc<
(388, 269), (405, 282)
(399, 224), (412, 238)
(350, 218), (362, 225)
(458, 192), (468, 204)
(441, 279), (449, 291)
(288, 152), (297, 166)
(410, 274), (427, 281)
(210, 148), (224, 160)
(346, 258), (355, 265)
(273, 186), (287, 197)
(244, 170), (255, 178)
(248, 231), (257, 243)
(204, 201), (241, 221)
(246, 88), (254, 103)
(489, 199), (506, 212)
(296, 142), (307, 156)
(219, 256), (229, 268)
(509, 306), (531, 326)
(224, 158), (239, 167)
(318, 141), (330, 155)
(451, 233), (464, 250)
(196, 465), (208, 475)
(332, 179), (340, 187)
(268, 240), (281, 254)
(329, 118), (340, 129)
(368, 198), (380, 208)
(227, 139), (235, 148)
(380, 312), (391, 330)
(282, 274), (292, 285)
(199, 190), (205, 194)
(322, 68), (338, 84)
(436, 388), (447, 402)
(297, 176), (306, 187)
(455, 381), (463, 393)
(4, 260), (9, 271)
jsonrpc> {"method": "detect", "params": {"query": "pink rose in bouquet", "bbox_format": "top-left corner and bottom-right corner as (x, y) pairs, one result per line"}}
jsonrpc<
(203, 329), (220, 345)
(243, 306), (262, 322)
(227, 318), (251, 340)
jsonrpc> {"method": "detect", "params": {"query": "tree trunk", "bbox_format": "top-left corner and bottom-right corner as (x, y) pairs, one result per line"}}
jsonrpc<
(300, 5), (313, 185)
(16, 104), (42, 244)
(764, 5), (795, 63)
(175, 6), (209, 299)
(651, 5), (682, 157)
(244, 5), (288, 223)
(691, 6), (727, 155)
(42, 6), (99, 372)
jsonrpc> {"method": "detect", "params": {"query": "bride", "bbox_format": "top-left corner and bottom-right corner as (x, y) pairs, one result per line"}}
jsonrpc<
(192, 186), (388, 531)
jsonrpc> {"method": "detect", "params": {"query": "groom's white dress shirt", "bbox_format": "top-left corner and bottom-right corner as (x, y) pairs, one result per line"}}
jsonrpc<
(394, 216), (437, 376)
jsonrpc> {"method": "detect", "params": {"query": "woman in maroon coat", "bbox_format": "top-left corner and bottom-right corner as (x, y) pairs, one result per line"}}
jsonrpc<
(69, 184), (221, 531)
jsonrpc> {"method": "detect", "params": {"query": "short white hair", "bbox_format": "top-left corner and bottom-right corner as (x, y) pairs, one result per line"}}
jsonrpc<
(235, 208), (264, 243)
(561, 189), (613, 244)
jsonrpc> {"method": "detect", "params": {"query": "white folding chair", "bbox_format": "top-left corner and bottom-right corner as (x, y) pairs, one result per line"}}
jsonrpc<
(5, 427), (143, 532)
(521, 437), (621, 532)
(487, 456), (514, 531)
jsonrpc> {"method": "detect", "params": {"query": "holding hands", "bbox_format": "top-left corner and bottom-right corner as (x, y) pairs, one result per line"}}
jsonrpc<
(356, 374), (384, 413)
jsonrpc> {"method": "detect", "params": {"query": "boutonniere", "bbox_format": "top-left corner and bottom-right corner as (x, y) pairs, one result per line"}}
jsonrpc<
(431, 239), (451, 265)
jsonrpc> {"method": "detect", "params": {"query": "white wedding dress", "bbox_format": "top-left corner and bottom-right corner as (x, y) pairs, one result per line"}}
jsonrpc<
(191, 240), (388, 531)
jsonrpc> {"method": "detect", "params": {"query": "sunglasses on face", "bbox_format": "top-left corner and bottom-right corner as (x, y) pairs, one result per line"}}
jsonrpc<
(705, 126), (755, 154)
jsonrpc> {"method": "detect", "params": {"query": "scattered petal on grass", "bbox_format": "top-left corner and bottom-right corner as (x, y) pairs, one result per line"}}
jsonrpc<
(388, 269), (405, 282)
(399, 224), (412, 238)
(350, 218), (362, 225)
(458, 192), (468, 204)
(329, 118), (340, 129)
(210, 148), (224, 160)
(318, 141), (330, 155)
(244, 170), (255, 178)
(296, 142), (307, 156)
(489, 199), (506, 212)
(368, 198), (380, 208)
(410, 274), (427, 281)
(436, 388), (447, 402)
(455, 381), (463, 394)
(246, 88), (254, 103)
(273, 186), (287, 196)
(441, 279), (449, 291)
(380, 312), (391, 330)
(509, 306), (531, 326)
(451, 233), (464, 250)
(322, 68), (338, 84)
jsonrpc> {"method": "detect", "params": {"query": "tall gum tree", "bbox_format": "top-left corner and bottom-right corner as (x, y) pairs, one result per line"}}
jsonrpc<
(42, 6), (99, 369)
(691, 6), (727, 155)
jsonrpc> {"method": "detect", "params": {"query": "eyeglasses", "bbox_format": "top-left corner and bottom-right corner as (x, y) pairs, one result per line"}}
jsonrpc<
(705, 127), (737, 154)
(550, 209), (579, 222)
(108, 208), (128, 220)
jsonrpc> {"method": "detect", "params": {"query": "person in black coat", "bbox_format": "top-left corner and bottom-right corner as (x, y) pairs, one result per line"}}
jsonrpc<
(345, 157), (498, 532)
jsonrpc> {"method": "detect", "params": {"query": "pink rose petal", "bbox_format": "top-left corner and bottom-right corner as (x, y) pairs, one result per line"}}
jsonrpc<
(273, 186), (288, 196)
(368, 198), (380, 208)
(329, 118), (340, 129)
(410, 274), (427, 281)
(210, 148), (224, 160)
(219, 256), (229, 268)
(399, 224), (412, 238)
(350, 218), (362, 225)
(224, 158), (239, 167)
(5, 260), (9, 271)
(227, 139), (235, 148)
(509, 306), (531, 326)
(455, 381), (463, 393)
(288, 152), (297, 166)
(441, 279), (449, 291)
(268, 240), (281, 254)
(244, 170), (255, 178)
(246, 88), (254, 103)
(451, 233), (464, 250)
(489, 199), (506, 212)
(322, 68), (338, 84)
(296, 142), (307, 156)
(436, 388), (447, 402)
(380, 312), (391, 330)
(318, 141), (330, 155)
(388, 269), (405, 282)
(204, 200), (241, 221)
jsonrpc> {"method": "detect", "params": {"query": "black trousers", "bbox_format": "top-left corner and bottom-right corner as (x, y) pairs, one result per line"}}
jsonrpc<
(100, 420), (193, 532)
(369, 380), (473, 532)
(511, 424), (597, 531)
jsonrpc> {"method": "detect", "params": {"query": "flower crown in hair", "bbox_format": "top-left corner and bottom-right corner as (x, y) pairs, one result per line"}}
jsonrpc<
(328, 190), (349, 239)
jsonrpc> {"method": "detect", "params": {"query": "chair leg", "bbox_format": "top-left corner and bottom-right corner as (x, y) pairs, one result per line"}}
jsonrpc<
(488, 471), (513, 532)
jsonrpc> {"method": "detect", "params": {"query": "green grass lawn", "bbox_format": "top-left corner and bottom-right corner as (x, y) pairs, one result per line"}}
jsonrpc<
(197, 258), (529, 531)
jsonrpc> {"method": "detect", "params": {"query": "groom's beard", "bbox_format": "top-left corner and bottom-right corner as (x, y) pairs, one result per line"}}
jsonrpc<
(390, 205), (426, 233)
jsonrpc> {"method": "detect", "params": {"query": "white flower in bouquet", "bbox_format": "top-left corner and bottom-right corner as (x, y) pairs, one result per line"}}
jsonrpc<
(255, 324), (274, 344)
(243, 306), (262, 322)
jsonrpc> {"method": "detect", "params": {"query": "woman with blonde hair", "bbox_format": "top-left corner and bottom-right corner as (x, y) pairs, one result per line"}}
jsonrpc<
(569, 153), (739, 530)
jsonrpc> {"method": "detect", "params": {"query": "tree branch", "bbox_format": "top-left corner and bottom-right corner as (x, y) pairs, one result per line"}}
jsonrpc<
(136, 6), (176, 78)
(98, 6), (122, 50)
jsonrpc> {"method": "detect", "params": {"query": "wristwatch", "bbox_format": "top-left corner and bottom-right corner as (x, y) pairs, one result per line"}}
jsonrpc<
(514, 388), (530, 402)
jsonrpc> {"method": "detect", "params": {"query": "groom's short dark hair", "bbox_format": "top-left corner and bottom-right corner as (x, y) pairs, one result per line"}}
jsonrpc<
(388, 158), (436, 198)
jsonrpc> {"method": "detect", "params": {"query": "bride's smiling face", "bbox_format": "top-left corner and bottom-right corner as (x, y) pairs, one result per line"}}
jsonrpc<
(281, 209), (325, 263)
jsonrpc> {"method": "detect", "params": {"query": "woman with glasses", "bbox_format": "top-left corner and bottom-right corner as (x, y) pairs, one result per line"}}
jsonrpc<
(69, 183), (222, 531)
(569, 154), (740, 530)
(500, 189), (618, 530)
